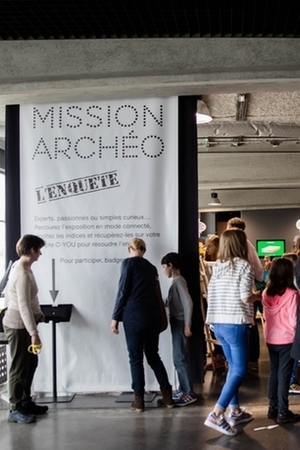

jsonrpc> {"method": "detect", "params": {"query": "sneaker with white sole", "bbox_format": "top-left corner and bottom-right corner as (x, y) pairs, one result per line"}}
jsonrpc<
(8, 409), (36, 424)
(289, 382), (300, 394)
(227, 408), (253, 427)
(175, 393), (197, 407)
(172, 390), (183, 401)
(204, 412), (237, 436)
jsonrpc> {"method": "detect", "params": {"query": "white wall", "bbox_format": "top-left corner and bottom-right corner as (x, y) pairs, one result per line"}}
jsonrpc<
(242, 209), (300, 253)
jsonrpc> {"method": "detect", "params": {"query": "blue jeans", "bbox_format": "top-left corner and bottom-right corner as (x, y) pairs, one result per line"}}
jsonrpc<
(123, 317), (171, 395)
(213, 323), (249, 411)
(267, 343), (294, 413)
(170, 316), (193, 395)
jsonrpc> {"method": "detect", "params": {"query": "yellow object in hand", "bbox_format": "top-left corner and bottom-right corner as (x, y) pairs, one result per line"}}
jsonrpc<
(28, 343), (42, 354)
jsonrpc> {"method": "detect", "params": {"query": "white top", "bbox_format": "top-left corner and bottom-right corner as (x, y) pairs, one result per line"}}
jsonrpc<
(206, 257), (254, 325)
(3, 260), (43, 336)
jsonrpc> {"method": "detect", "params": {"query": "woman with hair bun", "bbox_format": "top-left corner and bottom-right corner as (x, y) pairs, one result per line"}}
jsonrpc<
(111, 238), (174, 412)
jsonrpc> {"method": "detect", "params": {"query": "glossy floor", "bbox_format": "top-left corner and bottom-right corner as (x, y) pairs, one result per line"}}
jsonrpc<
(1, 325), (300, 450)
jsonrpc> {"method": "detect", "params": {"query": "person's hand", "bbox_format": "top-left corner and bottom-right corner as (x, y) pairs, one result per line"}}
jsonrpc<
(31, 334), (41, 346)
(111, 320), (119, 334)
(184, 325), (192, 338)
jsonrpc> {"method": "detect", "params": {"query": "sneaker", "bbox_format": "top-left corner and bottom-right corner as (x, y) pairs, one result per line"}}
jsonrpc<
(24, 402), (49, 415)
(227, 408), (253, 427)
(8, 409), (36, 424)
(277, 410), (300, 424)
(267, 406), (278, 420)
(172, 390), (183, 401)
(175, 393), (197, 407)
(289, 382), (300, 394)
(204, 412), (237, 436)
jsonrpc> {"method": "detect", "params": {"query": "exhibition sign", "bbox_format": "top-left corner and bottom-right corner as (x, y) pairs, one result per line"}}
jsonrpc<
(20, 98), (178, 392)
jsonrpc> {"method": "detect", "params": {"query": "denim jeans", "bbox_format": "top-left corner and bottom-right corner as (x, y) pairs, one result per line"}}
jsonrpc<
(267, 343), (294, 413)
(213, 323), (249, 411)
(170, 316), (193, 394)
(123, 317), (171, 395)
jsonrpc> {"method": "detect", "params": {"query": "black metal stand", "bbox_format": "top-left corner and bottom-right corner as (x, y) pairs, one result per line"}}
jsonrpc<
(37, 304), (75, 404)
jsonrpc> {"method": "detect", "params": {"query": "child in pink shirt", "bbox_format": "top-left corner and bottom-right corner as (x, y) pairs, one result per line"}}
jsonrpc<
(262, 257), (300, 424)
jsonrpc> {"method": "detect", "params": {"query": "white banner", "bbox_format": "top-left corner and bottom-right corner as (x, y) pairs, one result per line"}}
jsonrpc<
(19, 98), (178, 393)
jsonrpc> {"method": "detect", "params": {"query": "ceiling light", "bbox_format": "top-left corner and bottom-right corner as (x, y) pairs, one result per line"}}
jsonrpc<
(208, 191), (221, 206)
(196, 96), (212, 124)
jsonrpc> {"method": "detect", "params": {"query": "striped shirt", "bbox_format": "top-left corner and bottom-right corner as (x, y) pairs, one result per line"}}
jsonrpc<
(206, 257), (254, 325)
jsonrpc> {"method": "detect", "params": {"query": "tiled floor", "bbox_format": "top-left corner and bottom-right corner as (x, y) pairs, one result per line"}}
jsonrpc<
(1, 324), (300, 450)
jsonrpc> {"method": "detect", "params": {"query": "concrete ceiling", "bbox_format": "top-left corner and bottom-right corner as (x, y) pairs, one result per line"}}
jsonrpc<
(1, 1), (300, 211)
(197, 92), (300, 212)
(1, 1), (299, 40)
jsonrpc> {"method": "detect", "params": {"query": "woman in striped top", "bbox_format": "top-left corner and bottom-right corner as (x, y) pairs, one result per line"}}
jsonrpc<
(204, 228), (258, 436)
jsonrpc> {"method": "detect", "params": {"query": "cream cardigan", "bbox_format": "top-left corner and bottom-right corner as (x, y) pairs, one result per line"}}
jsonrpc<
(3, 261), (43, 336)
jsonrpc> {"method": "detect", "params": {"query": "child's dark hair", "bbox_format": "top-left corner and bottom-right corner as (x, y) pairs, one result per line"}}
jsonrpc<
(266, 257), (296, 296)
(161, 252), (182, 269)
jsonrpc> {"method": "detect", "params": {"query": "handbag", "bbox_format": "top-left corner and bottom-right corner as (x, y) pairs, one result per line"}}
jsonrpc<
(156, 280), (168, 333)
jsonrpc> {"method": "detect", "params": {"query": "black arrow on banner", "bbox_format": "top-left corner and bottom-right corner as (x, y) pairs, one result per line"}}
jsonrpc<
(49, 258), (59, 303)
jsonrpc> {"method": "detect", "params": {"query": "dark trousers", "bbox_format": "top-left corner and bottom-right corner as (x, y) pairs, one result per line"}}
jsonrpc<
(249, 323), (260, 362)
(267, 342), (294, 413)
(4, 326), (38, 410)
(123, 318), (171, 395)
(249, 300), (261, 362)
(290, 358), (299, 384)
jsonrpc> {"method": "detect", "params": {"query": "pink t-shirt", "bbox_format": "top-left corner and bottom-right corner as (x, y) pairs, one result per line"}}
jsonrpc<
(262, 287), (299, 344)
